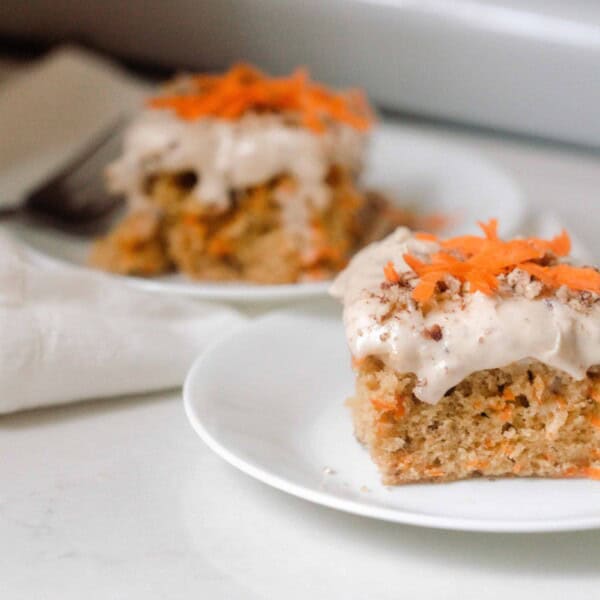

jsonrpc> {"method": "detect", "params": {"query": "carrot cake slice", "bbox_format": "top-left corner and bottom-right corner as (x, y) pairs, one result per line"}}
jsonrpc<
(90, 64), (418, 284)
(331, 220), (600, 484)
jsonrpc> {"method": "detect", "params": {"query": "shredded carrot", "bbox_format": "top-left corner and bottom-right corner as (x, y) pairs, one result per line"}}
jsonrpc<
(414, 232), (438, 242)
(412, 278), (438, 303)
(467, 459), (489, 470)
(425, 467), (445, 478)
(383, 261), (401, 283)
(148, 63), (373, 132)
(370, 397), (395, 412)
(502, 388), (515, 401)
(370, 395), (405, 418)
(478, 218), (499, 241)
(584, 466), (600, 480)
(394, 395), (406, 418)
(499, 406), (513, 422)
(393, 219), (598, 303)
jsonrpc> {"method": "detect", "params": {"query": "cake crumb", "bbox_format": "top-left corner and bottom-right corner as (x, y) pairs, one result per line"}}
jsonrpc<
(349, 357), (600, 484)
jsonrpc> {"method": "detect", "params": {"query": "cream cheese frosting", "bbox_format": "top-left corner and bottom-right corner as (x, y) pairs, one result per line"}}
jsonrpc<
(107, 109), (366, 215)
(331, 228), (600, 404)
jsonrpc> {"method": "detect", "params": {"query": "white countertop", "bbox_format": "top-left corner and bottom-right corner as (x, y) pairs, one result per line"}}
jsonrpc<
(2, 58), (600, 599)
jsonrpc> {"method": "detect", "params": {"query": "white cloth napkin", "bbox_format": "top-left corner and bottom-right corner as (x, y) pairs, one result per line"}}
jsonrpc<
(0, 45), (148, 210)
(0, 230), (246, 413)
(0, 46), (248, 413)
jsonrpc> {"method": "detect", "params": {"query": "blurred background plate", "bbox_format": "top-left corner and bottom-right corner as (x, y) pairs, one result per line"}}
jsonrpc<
(9, 121), (524, 302)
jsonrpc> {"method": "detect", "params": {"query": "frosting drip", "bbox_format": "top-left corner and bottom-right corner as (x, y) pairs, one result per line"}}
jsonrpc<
(331, 228), (600, 404)
(107, 110), (366, 213)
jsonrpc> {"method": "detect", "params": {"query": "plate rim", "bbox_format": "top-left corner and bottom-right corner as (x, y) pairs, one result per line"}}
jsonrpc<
(183, 311), (600, 534)
(23, 243), (330, 302)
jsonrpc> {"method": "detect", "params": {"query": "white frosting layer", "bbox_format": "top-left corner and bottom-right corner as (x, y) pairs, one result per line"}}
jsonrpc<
(331, 228), (600, 404)
(107, 109), (366, 215)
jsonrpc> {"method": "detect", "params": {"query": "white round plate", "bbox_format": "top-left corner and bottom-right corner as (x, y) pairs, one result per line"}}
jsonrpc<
(184, 308), (600, 533)
(13, 123), (524, 302)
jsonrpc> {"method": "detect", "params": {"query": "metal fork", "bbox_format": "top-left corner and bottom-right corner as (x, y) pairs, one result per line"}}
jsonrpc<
(6, 118), (127, 235)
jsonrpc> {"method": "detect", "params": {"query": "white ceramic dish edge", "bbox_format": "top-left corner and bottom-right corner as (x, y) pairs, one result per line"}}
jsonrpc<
(183, 312), (600, 534)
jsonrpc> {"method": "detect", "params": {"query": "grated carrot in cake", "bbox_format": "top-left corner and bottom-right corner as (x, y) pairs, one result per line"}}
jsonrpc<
(398, 220), (600, 303)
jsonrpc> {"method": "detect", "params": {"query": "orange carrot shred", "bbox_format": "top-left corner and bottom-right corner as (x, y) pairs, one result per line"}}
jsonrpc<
(370, 396), (405, 418)
(402, 253), (427, 273)
(500, 406), (513, 422)
(425, 467), (445, 478)
(467, 459), (489, 469)
(370, 397), (396, 412)
(412, 279), (438, 302)
(503, 388), (515, 401)
(396, 218), (596, 304)
(148, 63), (373, 133)
(394, 395), (406, 418)
(478, 218), (499, 240)
(584, 467), (600, 480)
(414, 232), (438, 242)
(549, 229), (571, 256)
(383, 261), (401, 283)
